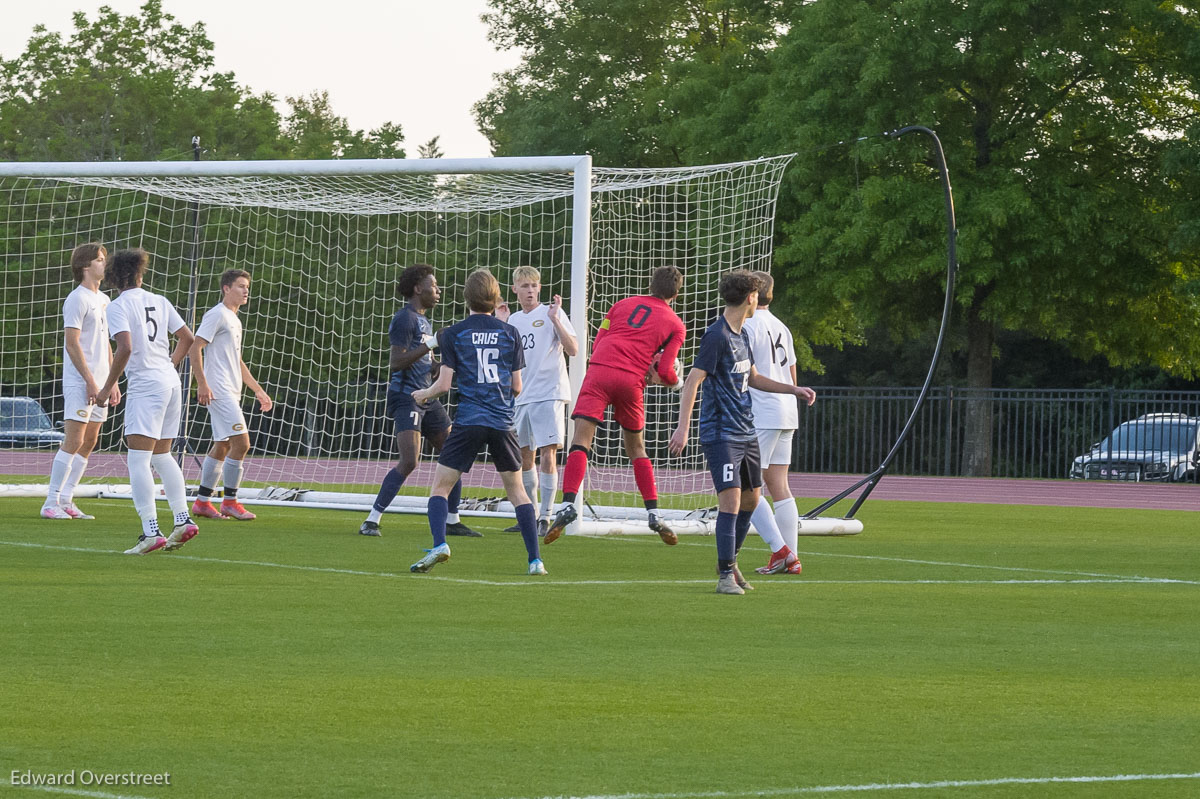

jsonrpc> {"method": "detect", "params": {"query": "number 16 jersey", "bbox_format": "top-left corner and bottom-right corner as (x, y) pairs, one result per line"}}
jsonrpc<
(107, 287), (185, 394)
(440, 314), (525, 429)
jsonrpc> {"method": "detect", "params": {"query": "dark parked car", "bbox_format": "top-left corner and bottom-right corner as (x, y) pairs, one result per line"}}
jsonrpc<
(1069, 413), (1199, 482)
(0, 396), (66, 449)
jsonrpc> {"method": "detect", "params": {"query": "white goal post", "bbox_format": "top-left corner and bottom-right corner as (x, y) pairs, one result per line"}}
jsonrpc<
(0, 153), (807, 533)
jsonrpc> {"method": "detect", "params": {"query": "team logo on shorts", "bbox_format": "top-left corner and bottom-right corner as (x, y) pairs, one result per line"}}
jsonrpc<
(76, 409), (88, 418)
(233, 423), (246, 432)
(532, 319), (545, 327)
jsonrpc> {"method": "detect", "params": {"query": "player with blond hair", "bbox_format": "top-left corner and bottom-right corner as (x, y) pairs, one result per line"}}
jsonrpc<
(495, 265), (578, 534)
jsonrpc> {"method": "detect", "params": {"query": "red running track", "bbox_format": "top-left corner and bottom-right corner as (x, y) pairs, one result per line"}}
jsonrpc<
(3, 452), (1196, 512)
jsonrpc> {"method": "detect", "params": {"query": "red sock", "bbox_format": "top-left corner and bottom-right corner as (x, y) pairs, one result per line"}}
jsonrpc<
(633, 457), (658, 504)
(562, 448), (588, 500)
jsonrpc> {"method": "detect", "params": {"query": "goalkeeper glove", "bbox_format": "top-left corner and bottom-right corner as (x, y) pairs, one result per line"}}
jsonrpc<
(421, 333), (439, 351)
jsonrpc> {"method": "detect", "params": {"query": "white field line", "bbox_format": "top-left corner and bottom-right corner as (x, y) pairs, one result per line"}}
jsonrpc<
(0, 540), (1196, 587)
(610, 535), (1196, 584)
(502, 771), (1200, 799)
(0, 780), (157, 799)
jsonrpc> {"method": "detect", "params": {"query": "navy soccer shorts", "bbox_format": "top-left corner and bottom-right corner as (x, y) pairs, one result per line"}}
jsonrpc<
(702, 438), (764, 492)
(387, 389), (451, 435)
(438, 425), (523, 473)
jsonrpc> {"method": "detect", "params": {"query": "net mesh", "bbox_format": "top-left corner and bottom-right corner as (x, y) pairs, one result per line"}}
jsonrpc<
(0, 156), (791, 519)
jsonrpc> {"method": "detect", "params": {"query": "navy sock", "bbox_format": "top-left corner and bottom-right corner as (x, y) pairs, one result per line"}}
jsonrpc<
(735, 509), (754, 555)
(428, 495), (449, 548)
(516, 502), (539, 562)
(716, 511), (737, 571)
(372, 467), (406, 513)
(448, 478), (462, 515)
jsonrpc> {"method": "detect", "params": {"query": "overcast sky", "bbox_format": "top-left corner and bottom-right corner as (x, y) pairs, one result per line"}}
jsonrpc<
(0, 1), (524, 158)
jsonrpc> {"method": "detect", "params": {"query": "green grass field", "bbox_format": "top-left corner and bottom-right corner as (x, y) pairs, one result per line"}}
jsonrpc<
(1, 496), (1198, 799)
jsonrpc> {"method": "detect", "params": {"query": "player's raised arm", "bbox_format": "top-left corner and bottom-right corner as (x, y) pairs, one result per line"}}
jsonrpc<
(547, 295), (578, 357)
(748, 366), (816, 406)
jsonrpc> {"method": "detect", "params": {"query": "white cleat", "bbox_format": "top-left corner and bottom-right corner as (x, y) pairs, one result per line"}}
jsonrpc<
(163, 519), (200, 552)
(59, 502), (95, 520)
(716, 572), (745, 595)
(528, 558), (547, 576)
(410, 543), (451, 573)
(124, 534), (167, 555)
(40, 505), (72, 520)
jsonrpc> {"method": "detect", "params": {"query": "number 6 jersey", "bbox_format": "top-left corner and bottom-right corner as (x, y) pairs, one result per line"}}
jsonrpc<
(106, 286), (185, 394)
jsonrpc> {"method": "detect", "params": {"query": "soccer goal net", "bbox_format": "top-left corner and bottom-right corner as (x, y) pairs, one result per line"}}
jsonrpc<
(0, 154), (792, 532)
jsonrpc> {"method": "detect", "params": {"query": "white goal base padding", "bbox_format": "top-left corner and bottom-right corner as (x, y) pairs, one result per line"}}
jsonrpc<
(3, 483), (864, 536)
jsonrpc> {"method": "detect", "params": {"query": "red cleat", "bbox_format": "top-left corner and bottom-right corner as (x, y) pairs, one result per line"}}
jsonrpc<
(785, 558), (803, 575)
(755, 546), (796, 575)
(220, 500), (256, 521)
(192, 500), (224, 520)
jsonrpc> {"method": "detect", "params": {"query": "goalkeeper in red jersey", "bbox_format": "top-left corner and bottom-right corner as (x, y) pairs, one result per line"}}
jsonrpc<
(544, 265), (687, 545)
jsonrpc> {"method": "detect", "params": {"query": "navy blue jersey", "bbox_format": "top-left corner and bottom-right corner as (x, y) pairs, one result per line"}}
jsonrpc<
(440, 314), (525, 429)
(388, 305), (434, 394)
(692, 315), (755, 444)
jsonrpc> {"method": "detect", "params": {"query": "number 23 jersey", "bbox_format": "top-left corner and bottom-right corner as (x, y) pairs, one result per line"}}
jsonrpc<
(440, 314), (526, 429)
(107, 287), (185, 394)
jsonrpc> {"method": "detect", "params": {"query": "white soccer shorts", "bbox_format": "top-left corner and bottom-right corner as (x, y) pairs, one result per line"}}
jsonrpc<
(62, 384), (108, 424)
(514, 400), (566, 450)
(755, 428), (795, 467)
(123, 385), (182, 439)
(207, 395), (248, 442)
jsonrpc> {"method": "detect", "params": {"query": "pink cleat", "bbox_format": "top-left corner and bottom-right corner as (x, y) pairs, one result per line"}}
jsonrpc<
(164, 519), (199, 552)
(124, 534), (167, 555)
(59, 502), (95, 520)
(40, 505), (72, 520)
(191, 499), (224, 520)
(220, 500), (256, 521)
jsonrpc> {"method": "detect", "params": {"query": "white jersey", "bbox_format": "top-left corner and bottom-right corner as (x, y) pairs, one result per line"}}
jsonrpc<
(508, 303), (575, 405)
(744, 307), (798, 430)
(106, 287), (185, 394)
(196, 302), (244, 399)
(62, 284), (111, 388)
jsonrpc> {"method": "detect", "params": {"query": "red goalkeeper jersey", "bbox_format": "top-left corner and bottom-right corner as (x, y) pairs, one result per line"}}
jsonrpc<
(589, 295), (687, 384)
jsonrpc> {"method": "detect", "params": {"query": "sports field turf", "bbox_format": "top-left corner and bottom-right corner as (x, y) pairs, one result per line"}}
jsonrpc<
(1, 496), (1197, 798)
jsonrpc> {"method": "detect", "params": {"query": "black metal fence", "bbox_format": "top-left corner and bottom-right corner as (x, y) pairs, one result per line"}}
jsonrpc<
(796, 387), (1200, 480)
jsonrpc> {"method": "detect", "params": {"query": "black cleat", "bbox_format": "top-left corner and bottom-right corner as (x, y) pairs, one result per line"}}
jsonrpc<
(537, 518), (549, 538)
(648, 513), (678, 546)
(544, 503), (577, 545)
(503, 523), (521, 533)
(358, 520), (381, 537)
(446, 521), (483, 538)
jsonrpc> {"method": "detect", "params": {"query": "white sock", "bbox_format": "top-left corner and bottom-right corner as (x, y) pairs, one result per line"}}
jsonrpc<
(222, 458), (244, 496)
(538, 470), (557, 519)
(200, 455), (223, 495)
(751, 495), (787, 553)
(446, 512), (461, 524)
(366, 508), (383, 524)
(60, 454), (88, 504)
(522, 468), (539, 509)
(151, 453), (189, 518)
(774, 497), (799, 553)
(45, 450), (73, 507)
(127, 449), (158, 534)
